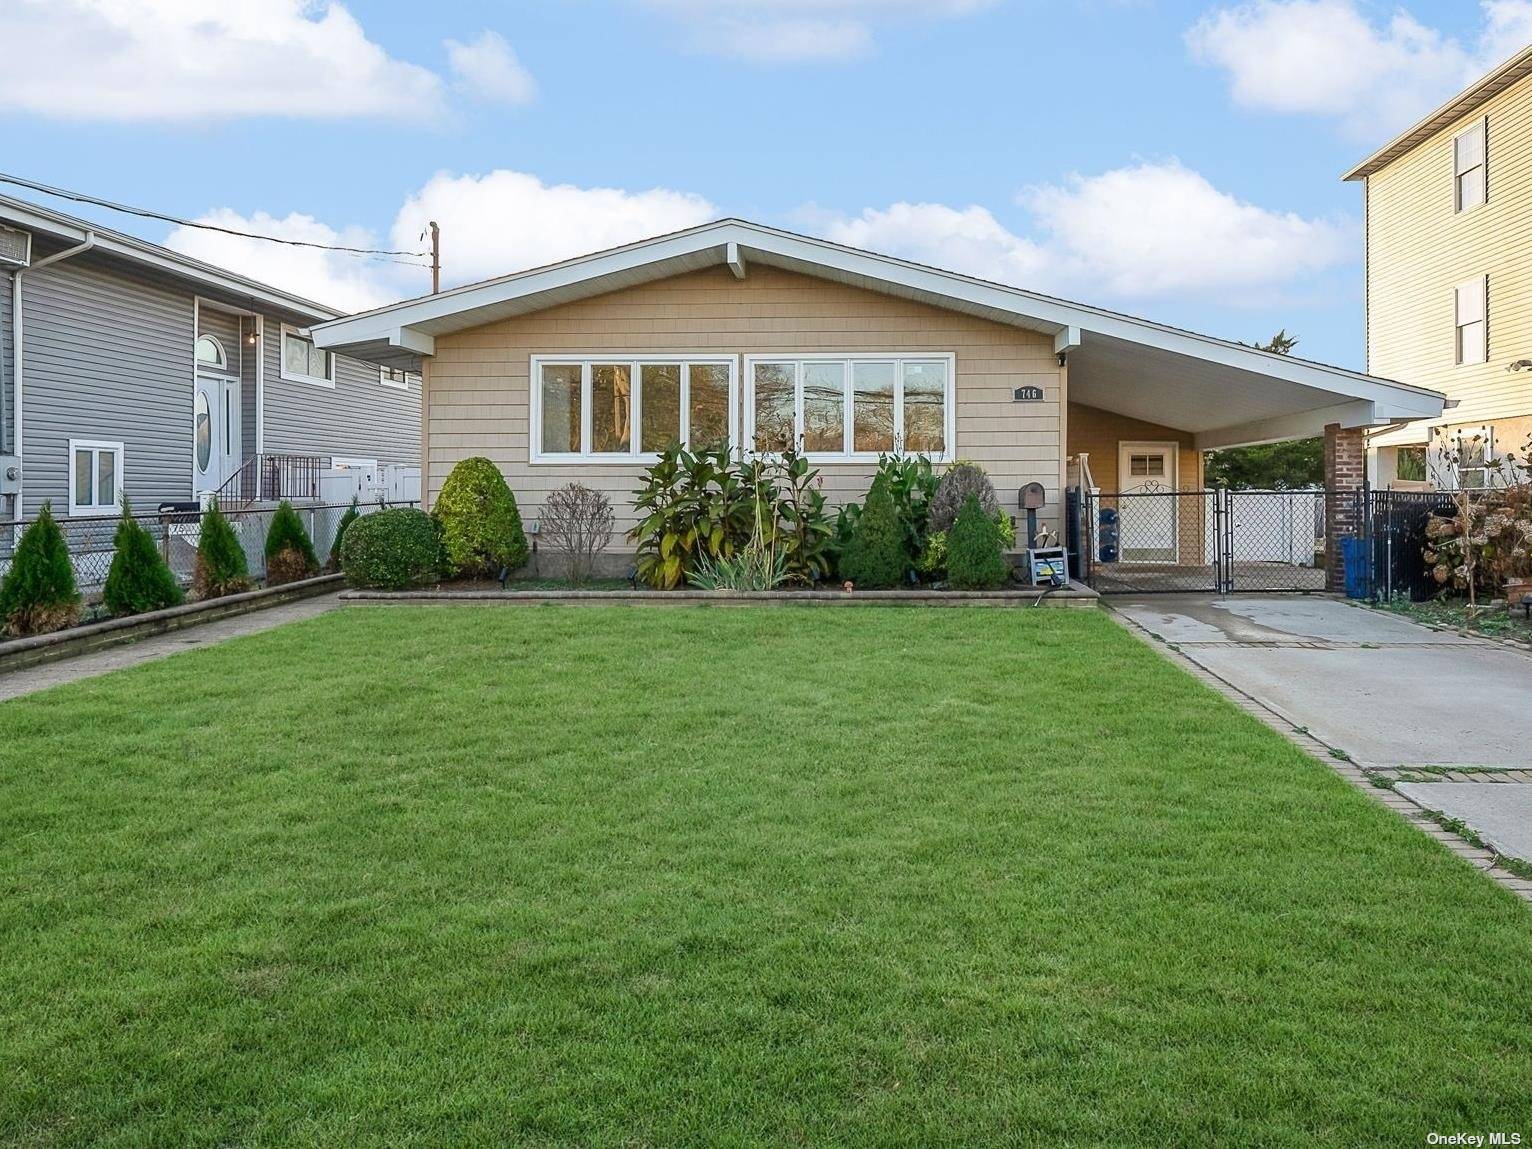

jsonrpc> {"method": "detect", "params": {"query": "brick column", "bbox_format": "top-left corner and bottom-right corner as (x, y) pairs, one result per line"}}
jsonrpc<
(1323, 422), (1366, 592)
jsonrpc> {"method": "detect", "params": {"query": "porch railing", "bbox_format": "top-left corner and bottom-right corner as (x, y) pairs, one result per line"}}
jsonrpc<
(214, 453), (327, 510)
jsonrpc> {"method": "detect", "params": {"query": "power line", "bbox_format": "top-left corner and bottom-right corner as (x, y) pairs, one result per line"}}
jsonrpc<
(0, 171), (432, 262)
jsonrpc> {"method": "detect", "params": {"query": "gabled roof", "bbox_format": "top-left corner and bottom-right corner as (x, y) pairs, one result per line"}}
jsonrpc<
(1344, 43), (1532, 181)
(311, 217), (1443, 440)
(0, 191), (344, 321)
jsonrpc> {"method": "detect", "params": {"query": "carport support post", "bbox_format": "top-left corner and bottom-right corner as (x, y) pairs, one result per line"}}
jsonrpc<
(1323, 423), (1366, 593)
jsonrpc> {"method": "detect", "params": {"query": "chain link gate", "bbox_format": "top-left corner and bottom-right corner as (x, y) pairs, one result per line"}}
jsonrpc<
(1081, 489), (1328, 594)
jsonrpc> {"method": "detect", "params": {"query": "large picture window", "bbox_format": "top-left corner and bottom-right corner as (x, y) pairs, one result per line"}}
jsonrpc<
(744, 355), (953, 461)
(531, 357), (737, 462)
(280, 325), (334, 387)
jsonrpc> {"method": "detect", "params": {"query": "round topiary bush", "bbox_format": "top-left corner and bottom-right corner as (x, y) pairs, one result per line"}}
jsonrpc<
(928, 462), (999, 534)
(839, 475), (907, 589)
(947, 493), (1010, 590)
(340, 507), (441, 589)
(434, 457), (529, 579)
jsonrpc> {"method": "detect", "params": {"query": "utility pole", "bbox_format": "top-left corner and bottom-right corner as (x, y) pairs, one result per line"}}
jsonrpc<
(428, 220), (440, 294)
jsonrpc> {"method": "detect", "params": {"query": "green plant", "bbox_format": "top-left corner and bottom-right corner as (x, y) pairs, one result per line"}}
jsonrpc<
(340, 507), (442, 589)
(768, 447), (835, 584)
(630, 443), (753, 589)
(103, 500), (183, 616)
(928, 462), (998, 534)
(832, 452), (938, 579)
(918, 512), (1014, 582)
(194, 505), (251, 599)
(329, 497), (360, 571)
(434, 457), (529, 579)
(540, 483), (615, 586)
(263, 500), (320, 586)
(0, 502), (80, 636)
(839, 475), (907, 589)
(947, 494), (1010, 590)
(686, 538), (790, 591)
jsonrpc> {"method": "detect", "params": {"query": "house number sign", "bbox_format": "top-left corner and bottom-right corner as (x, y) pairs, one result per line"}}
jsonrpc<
(1012, 385), (1044, 402)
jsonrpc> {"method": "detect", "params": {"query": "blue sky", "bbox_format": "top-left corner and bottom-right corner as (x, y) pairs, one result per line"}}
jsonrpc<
(1, 1), (1527, 369)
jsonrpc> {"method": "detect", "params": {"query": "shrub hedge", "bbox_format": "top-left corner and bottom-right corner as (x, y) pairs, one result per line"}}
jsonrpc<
(947, 494), (1010, 590)
(839, 476), (906, 589)
(103, 501), (183, 616)
(264, 501), (319, 585)
(193, 505), (251, 600)
(341, 507), (441, 589)
(435, 457), (529, 578)
(0, 502), (80, 636)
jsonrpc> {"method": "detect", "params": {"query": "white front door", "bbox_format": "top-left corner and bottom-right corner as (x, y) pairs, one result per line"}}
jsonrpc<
(1117, 442), (1179, 563)
(193, 374), (242, 496)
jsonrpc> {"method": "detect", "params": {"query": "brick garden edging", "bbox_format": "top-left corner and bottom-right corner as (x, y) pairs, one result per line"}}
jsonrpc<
(1104, 603), (1532, 905)
(0, 574), (343, 675)
(339, 583), (1101, 608)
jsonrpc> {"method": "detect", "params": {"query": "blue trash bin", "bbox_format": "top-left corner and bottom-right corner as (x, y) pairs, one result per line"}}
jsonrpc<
(1340, 536), (1370, 599)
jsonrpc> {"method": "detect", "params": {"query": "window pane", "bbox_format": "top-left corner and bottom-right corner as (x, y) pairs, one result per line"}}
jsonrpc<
(640, 364), (681, 453)
(540, 364), (582, 454)
(591, 364), (632, 453)
(852, 361), (895, 454)
(97, 451), (115, 506)
(753, 363), (795, 452)
(283, 334), (308, 376)
(688, 364), (730, 449)
(74, 449), (93, 506)
(196, 335), (224, 369)
(195, 392), (212, 470)
(308, 344), (330, 380)
(1458, 320), (1486, 365)
(902, 361), (947, 454)
(801, 362), (845, 453)
(1458, 166), (1485, 210)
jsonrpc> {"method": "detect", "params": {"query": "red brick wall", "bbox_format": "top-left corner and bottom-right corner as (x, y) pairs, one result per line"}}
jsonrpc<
(1324, 423), (1366, 591)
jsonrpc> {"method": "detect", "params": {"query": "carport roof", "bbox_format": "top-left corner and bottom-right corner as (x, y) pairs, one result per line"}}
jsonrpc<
(311, 218), (1444, 449)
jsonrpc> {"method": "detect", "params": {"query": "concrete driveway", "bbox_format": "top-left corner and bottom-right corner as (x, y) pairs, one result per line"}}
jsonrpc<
(1109, 594), (1532, 862)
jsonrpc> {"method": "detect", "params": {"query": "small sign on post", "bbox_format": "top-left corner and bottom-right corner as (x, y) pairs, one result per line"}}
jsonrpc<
(1013, 385), (1044, 402)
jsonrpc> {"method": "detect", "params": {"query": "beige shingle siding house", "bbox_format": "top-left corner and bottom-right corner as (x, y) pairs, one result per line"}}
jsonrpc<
(313, 220), (1443, 570)
(1346, 44), (1532, 487)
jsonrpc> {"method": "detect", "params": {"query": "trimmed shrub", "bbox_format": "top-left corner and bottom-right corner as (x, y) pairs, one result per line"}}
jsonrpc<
(264, 500), (319, 586)
(329, 496), (360, 571)
(341, 507), (441, 589)
(435, 457), (529, 579)
(0, 502), (80, 636)
(103, 500), (183, 616)
(193, 505), (251, 600)
(947, 494), (1010, 590)
(929, 462), (999, 534)
(839, 476), (907, 589)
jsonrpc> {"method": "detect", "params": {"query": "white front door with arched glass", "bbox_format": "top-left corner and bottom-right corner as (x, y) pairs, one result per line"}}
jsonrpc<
(1117, 442), (1179, 563)
(193, 372), (243, 499)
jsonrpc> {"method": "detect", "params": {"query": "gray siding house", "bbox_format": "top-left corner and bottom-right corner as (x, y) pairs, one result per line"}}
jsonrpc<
(0, 193), (420, 523)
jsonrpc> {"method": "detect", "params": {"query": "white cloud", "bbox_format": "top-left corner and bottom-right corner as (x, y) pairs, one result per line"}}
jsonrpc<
(642, 0), (993, 61)
(446, 30), (537, 105)
(388, 170), (718, 287)
(820, 160), (1351, 303)
(0, 0), (536, 123)
(1188, 0), (1532, 140)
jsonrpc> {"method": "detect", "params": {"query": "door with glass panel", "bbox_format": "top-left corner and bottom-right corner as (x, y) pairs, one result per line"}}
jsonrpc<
(192, 373), (242, 496)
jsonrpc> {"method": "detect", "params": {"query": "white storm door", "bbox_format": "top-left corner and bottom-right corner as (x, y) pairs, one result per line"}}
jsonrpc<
(1117, 442), (1178, 563)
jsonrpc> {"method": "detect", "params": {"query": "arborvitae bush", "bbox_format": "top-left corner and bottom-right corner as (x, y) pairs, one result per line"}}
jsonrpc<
(329, 496), (360, 571)
(947, 493), (1010, 590)
(193, 505), (251, 599)
(264, 500), (319, 586)
(0, 502), (80, 636)
(928, 462), (999, 534)
(434, 457), (529, 578)
(340, 507), (441, 589)
(103, 500), (183, 616)
(838, 476), (907, 589)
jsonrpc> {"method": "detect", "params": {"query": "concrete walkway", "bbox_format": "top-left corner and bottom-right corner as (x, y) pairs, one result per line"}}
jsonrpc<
(1110, 594), (1532, 865)
(0, 593), (342, 703)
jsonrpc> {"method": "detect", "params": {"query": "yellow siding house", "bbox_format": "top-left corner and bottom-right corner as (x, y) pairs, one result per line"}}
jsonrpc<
(1347, 44), (1532, 488)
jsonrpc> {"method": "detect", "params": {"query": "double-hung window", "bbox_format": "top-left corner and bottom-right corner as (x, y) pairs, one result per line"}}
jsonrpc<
(68, 439), (123, 516)
(531, 356), (736, 462)
(1454, 118), (1487, 212)
(1454, 276), (1488, 366)
(281, 325), (334, 386)
(1456, 427), (1494, 489)
(744, 354), (953, 461)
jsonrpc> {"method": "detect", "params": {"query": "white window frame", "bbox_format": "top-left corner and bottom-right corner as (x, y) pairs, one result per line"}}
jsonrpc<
(379, 365), (416, 391)
(195, 334), (229, 373)
(67, 438), (125, 517)
(279, 324), (335, 388)
(743, 352), (956, 463)
(1453, 117), (1487, 214)
(1454, 276), (1488, 366)
(1456, 425), (1495, 489)
(529, 354), (739, 464)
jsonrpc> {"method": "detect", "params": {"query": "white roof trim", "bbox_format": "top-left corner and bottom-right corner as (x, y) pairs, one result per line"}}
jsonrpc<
(312, 218), (1444, 422)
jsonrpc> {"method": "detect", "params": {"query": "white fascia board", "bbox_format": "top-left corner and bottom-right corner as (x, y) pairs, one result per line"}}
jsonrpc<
(1054, 326), (1081, 355)
(390, 327), (435, 357)
(1194, 400), (1379, 450)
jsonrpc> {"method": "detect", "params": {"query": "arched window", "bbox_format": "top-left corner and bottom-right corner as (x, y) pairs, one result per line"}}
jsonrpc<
(195, 335), (227, 371)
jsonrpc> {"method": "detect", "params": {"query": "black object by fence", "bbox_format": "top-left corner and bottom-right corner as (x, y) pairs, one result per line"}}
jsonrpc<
(1353, 488), (1456, 602)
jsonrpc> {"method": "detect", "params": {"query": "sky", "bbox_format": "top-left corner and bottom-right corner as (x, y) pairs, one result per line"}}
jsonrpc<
(0, 0), (1528, 370)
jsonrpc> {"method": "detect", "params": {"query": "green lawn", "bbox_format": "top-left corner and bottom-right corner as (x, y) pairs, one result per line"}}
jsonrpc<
(2, 607), (1529, 1147)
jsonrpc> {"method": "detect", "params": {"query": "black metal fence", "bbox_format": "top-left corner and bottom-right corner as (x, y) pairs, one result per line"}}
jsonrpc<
(0, 500), (416, 591)
(1352, 488), (1456, 602)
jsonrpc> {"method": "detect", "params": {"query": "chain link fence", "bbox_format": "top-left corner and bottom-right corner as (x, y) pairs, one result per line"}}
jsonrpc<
(0, 501), (417, 593)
